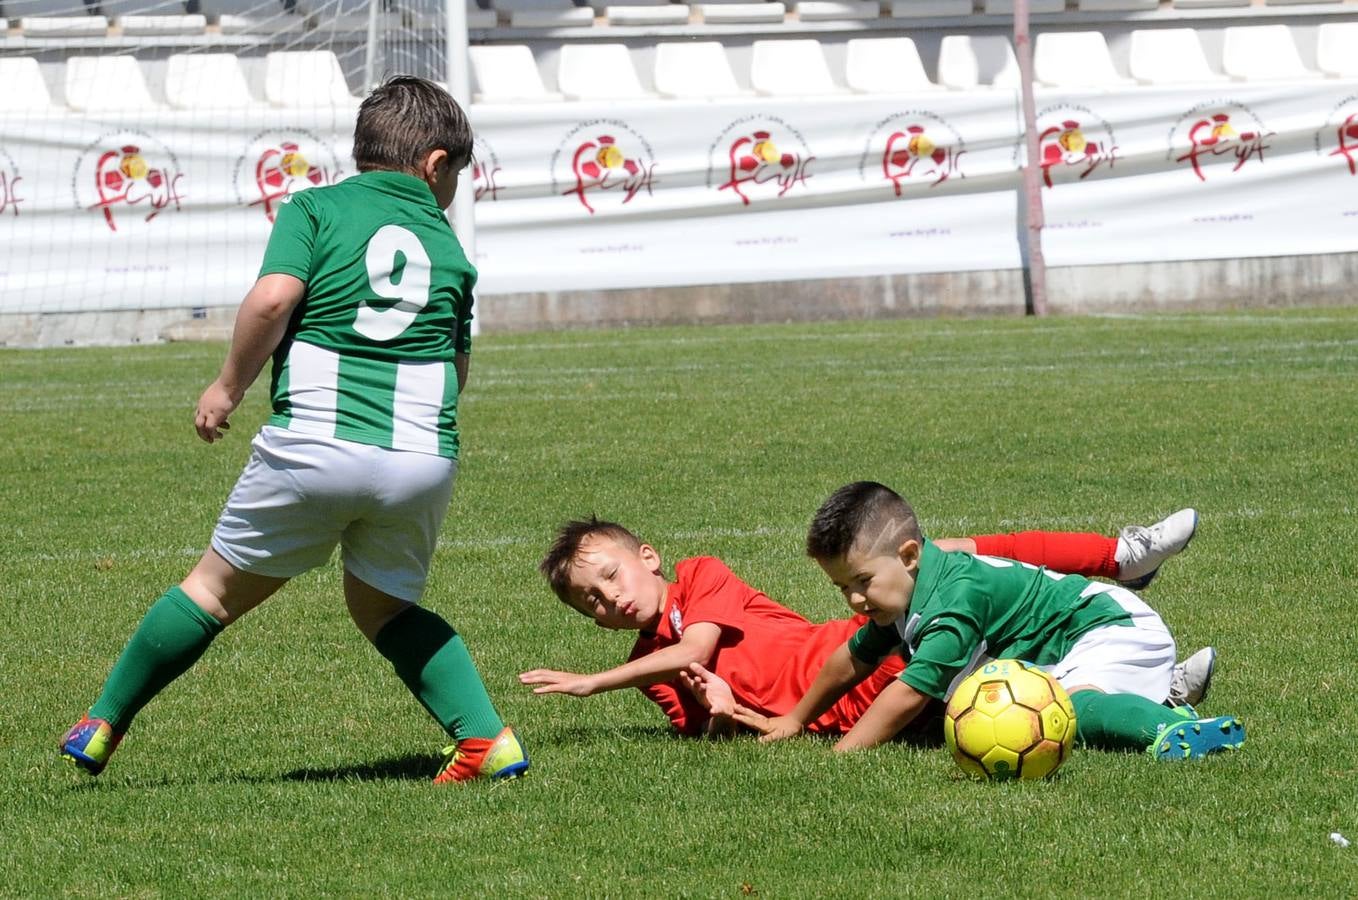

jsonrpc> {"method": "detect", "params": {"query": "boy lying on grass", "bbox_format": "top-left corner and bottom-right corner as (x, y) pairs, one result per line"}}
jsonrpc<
(521, 511), (1211, 738)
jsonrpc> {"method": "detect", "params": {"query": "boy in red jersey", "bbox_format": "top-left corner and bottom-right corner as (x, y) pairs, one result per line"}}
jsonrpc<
(522, 514), (1202, 737)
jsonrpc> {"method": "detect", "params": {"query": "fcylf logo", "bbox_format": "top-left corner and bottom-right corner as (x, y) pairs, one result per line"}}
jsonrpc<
(1321, 96), (1358, 176)
(233, 130), (341, 223)
(1033, 106), (1118, 188)
(551, 120), (658, 215)
(863, 112), (965, 195)
(709, 117), (813, 206)
(472, 135), (502, 203)
(74, 132), (186, 232)
(1170, 103), (1274, 182)
(0, 148), (23, 217)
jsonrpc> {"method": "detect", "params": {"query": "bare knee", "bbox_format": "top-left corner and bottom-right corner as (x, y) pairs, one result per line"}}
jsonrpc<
(181, 548), (287, 626)
(344, 569), (414, 643)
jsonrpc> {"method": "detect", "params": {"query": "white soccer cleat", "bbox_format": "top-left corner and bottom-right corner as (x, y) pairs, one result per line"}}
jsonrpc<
(1169, 646), (1217, 707)
(1115, 508), (1198, 590)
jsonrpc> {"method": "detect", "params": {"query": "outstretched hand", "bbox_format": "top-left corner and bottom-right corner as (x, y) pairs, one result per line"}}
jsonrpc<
(519, 668), (598, 697)
(741, 713), (804, 744)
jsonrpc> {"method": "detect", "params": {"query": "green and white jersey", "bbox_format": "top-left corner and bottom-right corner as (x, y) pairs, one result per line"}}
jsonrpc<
(848, 540), (1133, 700)
(258, 170), (475, 459)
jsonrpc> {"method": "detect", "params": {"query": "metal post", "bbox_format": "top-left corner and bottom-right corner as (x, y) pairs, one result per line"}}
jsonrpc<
(1014, 0), (1049, 316)
(445, 0), (478, 333)
(364, 0), (380, 94)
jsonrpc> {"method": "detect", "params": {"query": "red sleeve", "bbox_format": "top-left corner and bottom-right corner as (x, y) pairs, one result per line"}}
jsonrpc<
(627, 635), (707, 736)
(674, 557), (747, 639)
(637, 681), (708, 737)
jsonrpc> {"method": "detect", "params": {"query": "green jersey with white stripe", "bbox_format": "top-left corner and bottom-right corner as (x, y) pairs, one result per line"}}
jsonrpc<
(257, 170), (475, 459)
(848, 540), (1132, 700)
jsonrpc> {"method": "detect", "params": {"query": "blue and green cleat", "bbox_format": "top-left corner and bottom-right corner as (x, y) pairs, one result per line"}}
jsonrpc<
(1149, 714), (1244, 761)
(60, 714), (124, 775)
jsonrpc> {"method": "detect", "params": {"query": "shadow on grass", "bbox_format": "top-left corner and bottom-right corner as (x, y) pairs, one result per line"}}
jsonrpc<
(279, 753), (442, 783)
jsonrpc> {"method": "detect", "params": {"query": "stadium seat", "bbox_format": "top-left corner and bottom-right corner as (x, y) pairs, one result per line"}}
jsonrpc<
(264, 50), (355, 106)
(496, 0), (594, 27)
(1171, 0), (1247, 8)
(165, 52), (256, 108)
(939, 34), (1019, 89)
(1267, 0), (1341, 4)
(750, 39), (846, 96)
(795, 0), (876, 21)
(1034, 31), (1133, 89)
(0, 57), (55, 110)
(1222, 25), (1322, 82)
(1129, 29), (1225, 85)
(468, 44), (564, 102)
(984, 0), (1064, 12)
(845, 37), (943, 93)
(653, 41), (751, 98)
(1077, 0), (1155, 9)
(606, 3), (689, 24)
(217, 12), (306, 34)
(20, 15), (109, 36)
(557, 43), (653, 100)
(118, 13), (205, 34)
(1317, 22), (1358, 78)
(66, 55), (159, 110)
(696, 3), (784, 23)
(887, 0), (971, 16)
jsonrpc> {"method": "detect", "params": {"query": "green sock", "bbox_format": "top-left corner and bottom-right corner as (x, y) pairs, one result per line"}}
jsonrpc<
(372, 606), (504, 741)
(1070, 690), (1185, 752)
(89, 586), (224, 732)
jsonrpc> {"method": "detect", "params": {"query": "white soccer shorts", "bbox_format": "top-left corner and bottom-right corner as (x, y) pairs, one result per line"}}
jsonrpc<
(1041, 586), (1176, 703)
(210, 425), (456, 601)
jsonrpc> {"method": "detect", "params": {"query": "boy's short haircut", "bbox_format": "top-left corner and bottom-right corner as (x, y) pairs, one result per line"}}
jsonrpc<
(806, 481), (923, 561)
(540, 517), (644, 608)
(353, 75), (474, 175)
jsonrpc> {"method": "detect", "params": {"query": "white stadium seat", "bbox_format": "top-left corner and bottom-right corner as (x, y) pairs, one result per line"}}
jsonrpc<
(118, 14), (206, 35)
(165, 53), (257, 108)
(1078, 0), (1155, 9)
(845, 37), (943, 93)
(1034, 31), (1134, 89)
(696, 3), (784, 23)
(654, 41), (751, 98)
(21, 15), (109, 37)
(1267, 0), (1341, 4)
(750, 39), (846, 96)
(1222, 25), (1322, 82)
(264, 50), (355, 107)
(218, 13), (307, 35)
(496, 0), (595, 27)
(1317, 22), (1358, 78)
(66, 55), (159, 111)
(887, 0), (971, 16)
(606, 4), (689, 24)
(1172, 0), (1248, 8)
(1129, 29), (1225, 85)
(939, 34), (1019, 89)
(795, 0), (877, 21)
(984, 0), (1064, 12)
(468, 44), (564, 102)
(557, 44), (653, 100)
(0, 57), (54, 110)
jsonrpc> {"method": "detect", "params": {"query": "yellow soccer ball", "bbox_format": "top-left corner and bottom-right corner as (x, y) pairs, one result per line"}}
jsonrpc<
(943, 659), (1076, 781)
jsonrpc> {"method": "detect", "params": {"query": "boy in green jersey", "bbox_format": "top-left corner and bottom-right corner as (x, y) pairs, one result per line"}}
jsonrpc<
(733, 482), (1243, 760)
(59, 76), (527, 784)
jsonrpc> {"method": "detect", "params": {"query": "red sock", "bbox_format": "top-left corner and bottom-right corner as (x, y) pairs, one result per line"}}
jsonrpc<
(969, 531), (1118, 578)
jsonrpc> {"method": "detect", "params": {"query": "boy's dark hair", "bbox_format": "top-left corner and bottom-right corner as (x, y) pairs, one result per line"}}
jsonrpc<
(806, 481), (923, 561)
(540, 517), (643, 607)
(353, 75), (473, 175)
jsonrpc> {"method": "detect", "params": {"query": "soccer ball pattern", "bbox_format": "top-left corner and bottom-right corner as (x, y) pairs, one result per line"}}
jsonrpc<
(943, 659), (1076, 781)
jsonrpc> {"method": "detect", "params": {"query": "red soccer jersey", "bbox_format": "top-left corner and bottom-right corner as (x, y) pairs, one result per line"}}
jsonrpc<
(628, 556), (905, 736)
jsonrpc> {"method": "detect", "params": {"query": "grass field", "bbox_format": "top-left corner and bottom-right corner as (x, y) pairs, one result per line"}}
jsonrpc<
(4, 308), (1357, 897)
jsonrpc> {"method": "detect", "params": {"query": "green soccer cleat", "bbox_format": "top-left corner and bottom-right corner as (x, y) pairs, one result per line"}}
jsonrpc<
(60, 714), (124, 775)
(433, 726), (530, 784)
(1148, 714), (1244, 761)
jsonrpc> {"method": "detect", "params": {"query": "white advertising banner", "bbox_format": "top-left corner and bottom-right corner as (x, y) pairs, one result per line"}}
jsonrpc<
(3, 81), (1358, 314)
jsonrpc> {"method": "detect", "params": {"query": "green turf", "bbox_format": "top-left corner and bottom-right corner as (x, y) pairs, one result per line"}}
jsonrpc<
(3, 309), (1356, 896)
